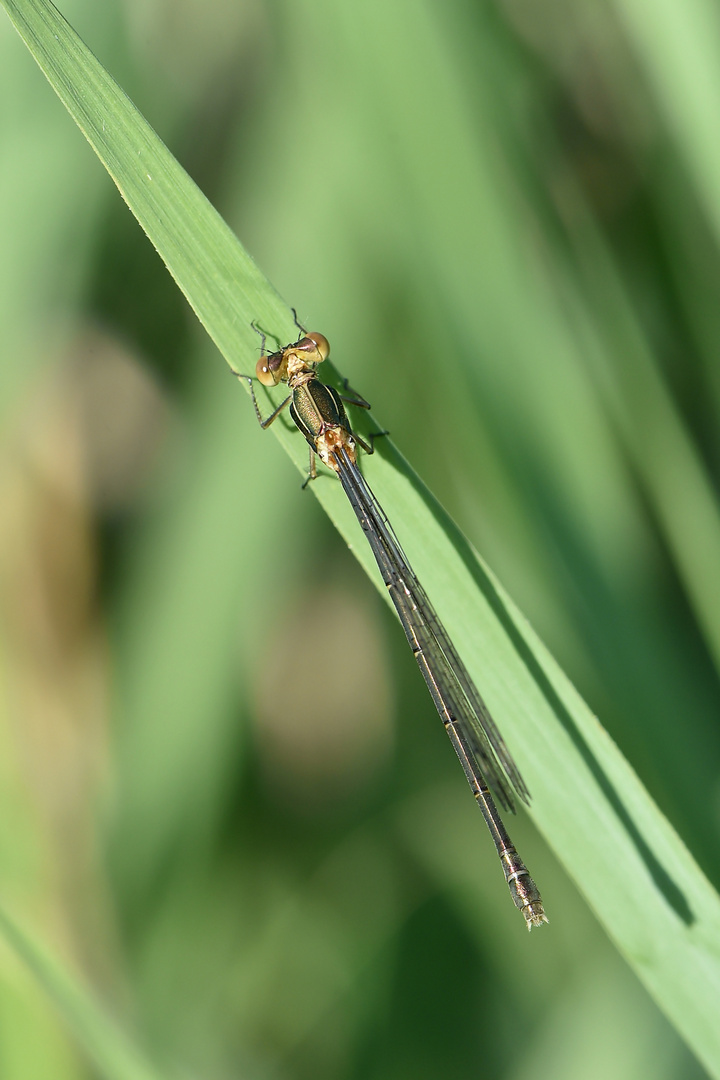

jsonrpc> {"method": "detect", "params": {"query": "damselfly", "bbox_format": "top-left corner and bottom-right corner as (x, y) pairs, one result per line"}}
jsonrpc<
(237, 316), (547, 930)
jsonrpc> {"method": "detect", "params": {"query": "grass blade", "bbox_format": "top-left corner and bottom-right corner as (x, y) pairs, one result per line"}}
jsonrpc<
(1, 1), (720, 1075)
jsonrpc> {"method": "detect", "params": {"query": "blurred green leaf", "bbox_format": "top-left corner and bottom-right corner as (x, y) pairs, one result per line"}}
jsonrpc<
(0, 904), (165, 1080)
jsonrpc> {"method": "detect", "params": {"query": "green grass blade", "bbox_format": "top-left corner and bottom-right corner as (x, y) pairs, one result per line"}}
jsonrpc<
(2, 1), (720, 1076)
(0, 0), (293, 368)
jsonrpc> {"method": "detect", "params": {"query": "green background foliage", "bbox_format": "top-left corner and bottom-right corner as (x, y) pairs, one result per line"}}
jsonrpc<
(0, 0), (719, 1078)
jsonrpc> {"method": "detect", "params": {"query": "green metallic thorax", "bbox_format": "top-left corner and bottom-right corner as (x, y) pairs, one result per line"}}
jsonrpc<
(290, 378), (349, 450)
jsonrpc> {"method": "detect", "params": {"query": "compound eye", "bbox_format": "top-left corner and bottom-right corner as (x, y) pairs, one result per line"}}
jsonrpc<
(307, 332), (330, 362)
(256, 355), (278, 386)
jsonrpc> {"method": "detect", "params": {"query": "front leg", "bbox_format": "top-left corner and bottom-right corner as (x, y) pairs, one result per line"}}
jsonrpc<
(235, 372), (291, 429)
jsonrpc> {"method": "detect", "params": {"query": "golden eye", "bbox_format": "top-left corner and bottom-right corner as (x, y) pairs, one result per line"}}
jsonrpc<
(307, 332), (330, 362)
(256, 356), (276, 386)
